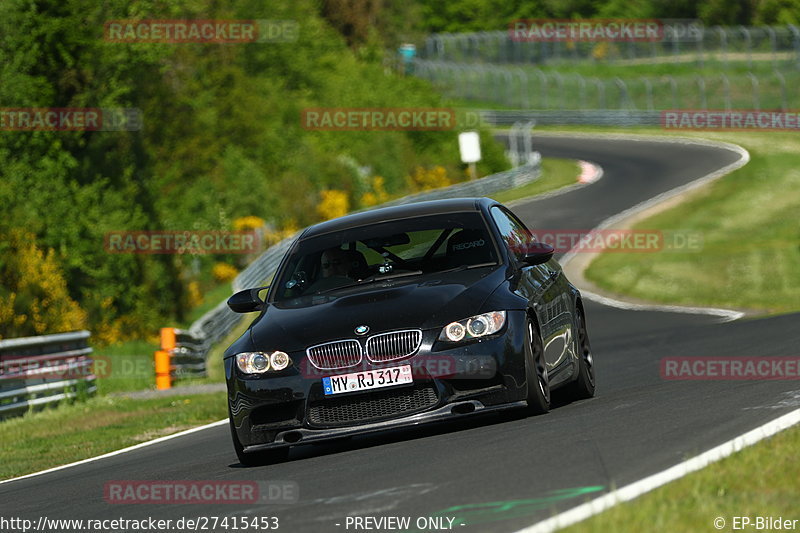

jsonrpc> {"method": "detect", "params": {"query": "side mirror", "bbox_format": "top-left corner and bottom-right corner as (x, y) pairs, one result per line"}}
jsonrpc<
(227, 286), (269, 313)
(521, 242), (554, 266)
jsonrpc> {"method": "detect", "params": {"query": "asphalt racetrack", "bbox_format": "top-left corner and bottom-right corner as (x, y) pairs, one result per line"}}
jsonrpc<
(4, 134), (799, 532)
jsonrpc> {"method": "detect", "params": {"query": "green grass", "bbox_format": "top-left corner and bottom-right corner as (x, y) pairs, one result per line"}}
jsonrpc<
(95, 340), (159, 395)
(183, 281), (235, 326)
(562, 423), (800, 532)
(0, 392), (227, 480)
(571, 128), (800, 314)
(491, 157), (582, 204)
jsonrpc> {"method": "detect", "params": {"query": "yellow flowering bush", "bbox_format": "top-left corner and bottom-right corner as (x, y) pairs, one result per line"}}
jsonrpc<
(212, 262), (239, 283)
(592, 42), (610, 61)
(186, 280), (204, 308)
(0, 229), (87, 339)
(360, 176), (390, 207)
(407, 166), (451, 192)
(316, 189), (350, 220)
(233, 216), (266, 232)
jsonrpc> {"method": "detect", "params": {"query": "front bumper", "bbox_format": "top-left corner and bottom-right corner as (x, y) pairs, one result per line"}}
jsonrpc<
(244, 399), (527, 453)
(226, 310), (530, 451)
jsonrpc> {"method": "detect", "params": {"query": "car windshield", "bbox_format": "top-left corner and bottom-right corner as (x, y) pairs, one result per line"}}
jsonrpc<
(273, 211), (499, 301)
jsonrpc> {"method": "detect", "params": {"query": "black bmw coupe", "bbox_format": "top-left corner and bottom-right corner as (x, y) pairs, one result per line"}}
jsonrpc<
(224, 197), (595, 465)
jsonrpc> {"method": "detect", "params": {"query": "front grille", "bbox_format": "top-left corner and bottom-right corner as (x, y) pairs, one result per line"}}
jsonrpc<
(307, 385), (438, 426)
(365, 329), (422, 363)
(306, 339), (362, 370)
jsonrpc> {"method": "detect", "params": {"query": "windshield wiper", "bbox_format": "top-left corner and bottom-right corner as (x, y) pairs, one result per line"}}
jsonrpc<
(315, 270), (424, 294)
(433, 262), (497, 274)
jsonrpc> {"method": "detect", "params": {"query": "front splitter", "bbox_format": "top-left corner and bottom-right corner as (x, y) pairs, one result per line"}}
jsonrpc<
(243, 399), (527, 453)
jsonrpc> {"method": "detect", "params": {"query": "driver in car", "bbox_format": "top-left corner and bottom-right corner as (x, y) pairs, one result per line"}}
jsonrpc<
(304, 247), (366, 294)
(320, 247), (351, 279)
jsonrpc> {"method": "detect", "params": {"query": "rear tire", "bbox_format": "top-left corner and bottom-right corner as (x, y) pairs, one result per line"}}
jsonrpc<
(524, 316), (550, 415)
(564, 307), (596, 400)
(229, 415), (290, 466)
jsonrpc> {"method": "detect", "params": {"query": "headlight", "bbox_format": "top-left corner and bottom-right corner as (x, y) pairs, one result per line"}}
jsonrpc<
(236, 351), (292, 374)
(439, 311), (506, 342)
(270, 351), (290, 371)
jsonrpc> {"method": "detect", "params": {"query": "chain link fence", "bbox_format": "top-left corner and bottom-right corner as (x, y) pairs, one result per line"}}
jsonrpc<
(421, 25), (800, 70)
(414, 59), (796, 111)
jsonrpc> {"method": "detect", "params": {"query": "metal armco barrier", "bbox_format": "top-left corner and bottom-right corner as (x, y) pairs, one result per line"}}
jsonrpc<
(154, 327), (207, 389)
(0, 330), (95, 419)
(481, 109), (665, 126)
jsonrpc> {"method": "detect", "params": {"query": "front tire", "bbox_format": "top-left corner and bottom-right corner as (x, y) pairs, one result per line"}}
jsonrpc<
(524, 316), (550, 415)
(564, 307), (596, 400)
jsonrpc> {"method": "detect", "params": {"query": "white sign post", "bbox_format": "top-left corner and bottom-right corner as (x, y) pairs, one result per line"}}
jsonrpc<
(458, 131), (481, 180)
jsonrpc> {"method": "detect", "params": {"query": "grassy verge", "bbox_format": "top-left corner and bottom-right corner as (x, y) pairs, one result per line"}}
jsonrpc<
(562, 423), (800, 532)
(95, 340), (160, 395)
(0, 392), (227, 480)
(0, 315), (250, 479)
(555, 128), (800, 314)
(183, 281), (235, 326)
(491, 157), (582, 204)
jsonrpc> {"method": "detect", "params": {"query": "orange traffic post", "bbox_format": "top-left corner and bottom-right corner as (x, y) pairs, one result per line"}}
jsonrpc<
(156, 327), (176, 390)
(160, 327), (176, 351)
(154, 350), (172, 390)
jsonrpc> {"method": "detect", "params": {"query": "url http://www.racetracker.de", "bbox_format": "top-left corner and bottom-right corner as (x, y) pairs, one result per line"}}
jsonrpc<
(0, 516), (280, 532)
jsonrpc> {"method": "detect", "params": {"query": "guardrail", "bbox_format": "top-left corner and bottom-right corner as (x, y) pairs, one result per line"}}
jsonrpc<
(481, 109), (664, 127)
(163, 157), (543, 383)
(154, 328), (208, 390)
(0, 330), (96, 419)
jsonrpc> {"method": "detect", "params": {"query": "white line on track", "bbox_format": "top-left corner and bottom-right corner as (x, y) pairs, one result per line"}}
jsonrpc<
(0, 419), (227, 486)
(515, 408), (800, 533)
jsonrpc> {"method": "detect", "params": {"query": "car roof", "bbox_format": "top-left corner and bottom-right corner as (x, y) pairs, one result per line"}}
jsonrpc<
(301, 197), (497, 239)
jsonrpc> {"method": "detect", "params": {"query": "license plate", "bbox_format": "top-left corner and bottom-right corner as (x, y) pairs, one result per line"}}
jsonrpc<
(322, 365), (413, 395)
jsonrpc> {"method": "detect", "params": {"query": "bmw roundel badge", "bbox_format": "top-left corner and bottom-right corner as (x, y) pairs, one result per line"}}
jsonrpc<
(355, 325), (369, 335)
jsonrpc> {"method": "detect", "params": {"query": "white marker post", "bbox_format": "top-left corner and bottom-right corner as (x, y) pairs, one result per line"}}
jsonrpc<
(458, 131), (481, 180)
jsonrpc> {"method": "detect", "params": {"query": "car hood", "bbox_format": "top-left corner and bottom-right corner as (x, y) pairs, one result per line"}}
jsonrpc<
(250, 267), (506, 352)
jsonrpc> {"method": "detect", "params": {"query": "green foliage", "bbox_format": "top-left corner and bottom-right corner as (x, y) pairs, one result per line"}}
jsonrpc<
(412, 0), (795, 31)
(0, 0), (509, 342)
